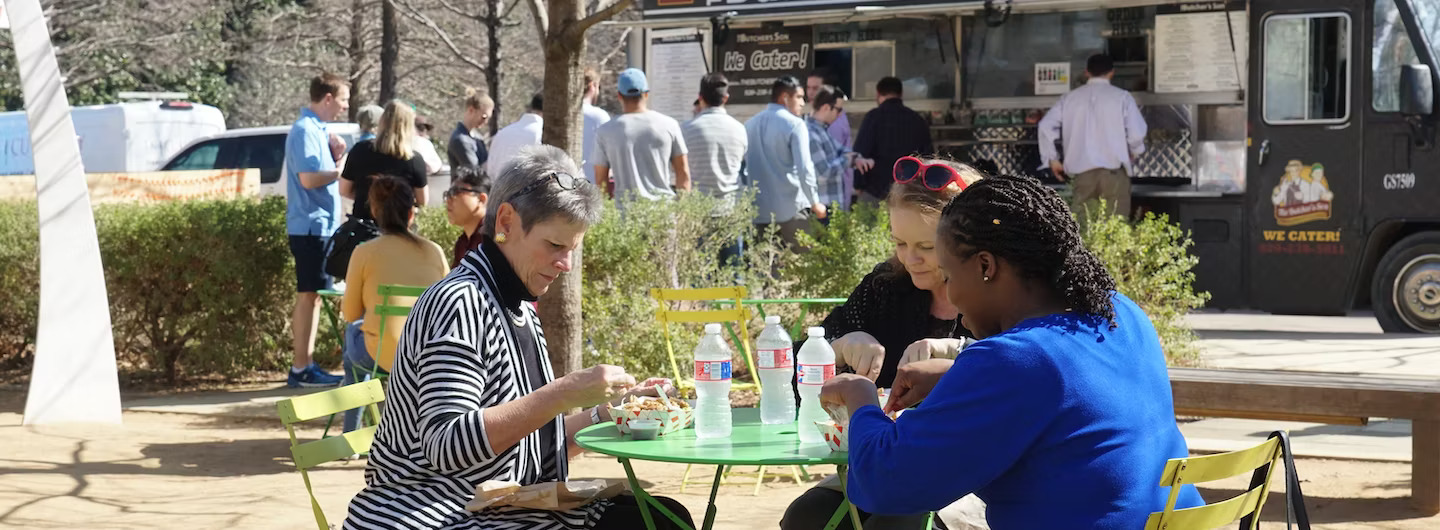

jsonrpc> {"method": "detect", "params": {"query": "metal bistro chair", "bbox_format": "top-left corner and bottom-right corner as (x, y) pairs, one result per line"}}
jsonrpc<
(321, 283), (428, 438)
(277, 379), (385, 530)
(1146, 431), (1310, 529)
(651, 286), (807, 495)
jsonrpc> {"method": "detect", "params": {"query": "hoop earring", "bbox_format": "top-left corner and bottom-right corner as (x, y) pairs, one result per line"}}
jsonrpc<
(495, 233), (508, 244)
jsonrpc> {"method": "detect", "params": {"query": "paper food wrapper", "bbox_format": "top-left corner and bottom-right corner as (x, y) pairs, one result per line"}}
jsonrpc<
(607, 398), (693, 435)
(466, 479), (628, 512)
(815, 420), (848, 452)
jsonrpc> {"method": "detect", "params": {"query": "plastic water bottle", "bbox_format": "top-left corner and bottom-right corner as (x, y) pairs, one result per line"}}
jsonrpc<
(693, 323), (733, 439)
(756, 316), (796, 425)
(796, 327), (836, 444)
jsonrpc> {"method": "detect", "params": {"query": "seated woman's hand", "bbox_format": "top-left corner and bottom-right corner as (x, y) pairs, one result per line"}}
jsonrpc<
(899, 338), (963, 369)
(609, 377), (677, 408)
(555, 365), (636, 410)
(820, 374), (881, 419)
(885, 358), (954, 414)
(830, 331), (885, 381)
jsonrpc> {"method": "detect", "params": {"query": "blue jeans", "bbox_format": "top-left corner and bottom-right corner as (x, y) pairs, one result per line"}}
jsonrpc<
(341, 320), (378, 433)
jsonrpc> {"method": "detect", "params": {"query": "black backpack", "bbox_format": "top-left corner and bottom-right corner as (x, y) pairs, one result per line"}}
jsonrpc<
(324, 216), (379, 280)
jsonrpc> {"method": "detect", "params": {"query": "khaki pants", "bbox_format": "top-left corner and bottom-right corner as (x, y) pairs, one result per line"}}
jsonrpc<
(1071, 167), (1131, 219)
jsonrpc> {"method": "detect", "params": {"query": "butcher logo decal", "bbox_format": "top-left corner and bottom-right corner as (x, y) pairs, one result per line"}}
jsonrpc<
(1271, 160), (1334, 226)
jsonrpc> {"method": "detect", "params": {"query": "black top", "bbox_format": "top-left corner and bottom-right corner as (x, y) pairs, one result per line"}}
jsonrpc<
(852, 98), (934, 199)
(795, 261), (971, 388)
(341, 139), (429, 220)
(448, 122), (489, 174)
(478, 237), (557, 469)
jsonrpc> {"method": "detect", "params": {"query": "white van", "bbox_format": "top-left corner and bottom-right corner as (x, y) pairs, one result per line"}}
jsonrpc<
(0, 100), (226, 175)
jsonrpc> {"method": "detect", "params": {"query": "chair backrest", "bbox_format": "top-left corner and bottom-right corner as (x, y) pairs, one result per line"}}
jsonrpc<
(651, 286), (755, 387)
(374, 284), (429, 374)
(1145, 436), (1284, 530)
(276, 379), (386, 530)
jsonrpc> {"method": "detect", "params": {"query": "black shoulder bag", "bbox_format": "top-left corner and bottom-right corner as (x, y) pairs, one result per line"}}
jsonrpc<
(1240, 430), (1312, 529)
(324, 216), (379, 280)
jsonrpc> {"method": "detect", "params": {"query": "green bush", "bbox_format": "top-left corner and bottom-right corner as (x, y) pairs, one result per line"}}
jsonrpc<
(1080, 208), (1210, 366)
(0, 201), (38, 370)
(785, 202), (893, 299)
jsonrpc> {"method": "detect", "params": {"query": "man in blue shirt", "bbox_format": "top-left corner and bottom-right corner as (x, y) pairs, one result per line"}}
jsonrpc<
(805, 85), (872, 217)
(285, 73), (349, 388)
(745, 76), (824, 252)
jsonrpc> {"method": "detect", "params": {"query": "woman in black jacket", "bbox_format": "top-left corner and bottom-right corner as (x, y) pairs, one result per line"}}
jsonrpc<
(340, 100), (430, 218)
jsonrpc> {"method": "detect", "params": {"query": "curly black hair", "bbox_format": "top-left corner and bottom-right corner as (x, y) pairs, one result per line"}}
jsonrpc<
(938, 174), (1118, 326)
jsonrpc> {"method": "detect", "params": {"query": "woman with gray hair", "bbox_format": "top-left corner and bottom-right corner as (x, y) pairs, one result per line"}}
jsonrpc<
(344, 145), (695, 530)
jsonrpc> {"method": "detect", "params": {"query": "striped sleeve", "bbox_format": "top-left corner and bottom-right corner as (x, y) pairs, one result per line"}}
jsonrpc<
(414, 293), (500, 473)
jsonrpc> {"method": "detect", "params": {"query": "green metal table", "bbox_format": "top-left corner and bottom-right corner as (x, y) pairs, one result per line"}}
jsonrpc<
(317, 287), (345, 357)
(576, 408), (861, 530)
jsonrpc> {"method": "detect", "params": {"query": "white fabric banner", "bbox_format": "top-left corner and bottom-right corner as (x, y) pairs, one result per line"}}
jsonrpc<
(10, 0), (123, 424)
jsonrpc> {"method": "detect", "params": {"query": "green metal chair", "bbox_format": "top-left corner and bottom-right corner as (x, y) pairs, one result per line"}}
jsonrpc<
(321, 283), (428, 438)
(277, 379), (385, 530)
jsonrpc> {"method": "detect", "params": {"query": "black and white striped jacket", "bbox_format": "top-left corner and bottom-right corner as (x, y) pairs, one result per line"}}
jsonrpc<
(344, 245), (608, 529)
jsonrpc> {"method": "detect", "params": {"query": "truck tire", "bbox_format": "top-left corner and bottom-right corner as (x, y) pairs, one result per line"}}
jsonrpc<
(1372, 232), (1440, 333)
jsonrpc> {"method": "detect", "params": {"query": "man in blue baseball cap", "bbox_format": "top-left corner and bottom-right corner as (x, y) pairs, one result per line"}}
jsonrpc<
(593, 68), (690, 207)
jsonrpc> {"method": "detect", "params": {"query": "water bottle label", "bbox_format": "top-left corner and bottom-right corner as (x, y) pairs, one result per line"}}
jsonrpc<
(757, 347), (793, 369)
(694, 360), (732, 382)
(796, 363), (834, 386)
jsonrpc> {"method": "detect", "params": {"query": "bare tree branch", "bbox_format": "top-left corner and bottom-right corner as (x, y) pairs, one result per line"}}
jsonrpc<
(526, 0), (549, 41)
(395, 0), (488, 72)
(435, 0), (480, 20)
(597, 27), (631, 66)
(576, 0), (632, 34)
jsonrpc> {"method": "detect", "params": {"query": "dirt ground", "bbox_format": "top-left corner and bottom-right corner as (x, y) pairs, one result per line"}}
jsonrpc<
(0, 399), (1437, 529)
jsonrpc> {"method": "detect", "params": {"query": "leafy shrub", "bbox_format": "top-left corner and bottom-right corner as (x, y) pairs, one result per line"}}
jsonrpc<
(0, 201), (39, 370)
(1080, 208), (1210, 365)
(784, 202), (893, 299)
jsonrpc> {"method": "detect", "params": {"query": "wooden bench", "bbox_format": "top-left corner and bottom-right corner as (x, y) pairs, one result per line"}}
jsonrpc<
(1169, 367), (1440, 514)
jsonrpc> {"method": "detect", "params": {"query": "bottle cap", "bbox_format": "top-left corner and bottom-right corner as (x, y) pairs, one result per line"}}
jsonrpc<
(807, 327), (825, 338)
(765, 315), (781, 325)
(704, 323), (722, 334)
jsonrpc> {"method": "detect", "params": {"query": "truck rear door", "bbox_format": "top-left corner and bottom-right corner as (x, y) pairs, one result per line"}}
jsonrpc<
(1247, 0), (1366, 315)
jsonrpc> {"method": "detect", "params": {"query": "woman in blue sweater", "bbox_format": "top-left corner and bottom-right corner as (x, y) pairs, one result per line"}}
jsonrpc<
(820, 174), (1204, 528)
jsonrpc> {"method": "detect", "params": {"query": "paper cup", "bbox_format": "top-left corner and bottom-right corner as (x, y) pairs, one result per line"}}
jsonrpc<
(608, 401), (694, 436)
(814, 420), (848, 452)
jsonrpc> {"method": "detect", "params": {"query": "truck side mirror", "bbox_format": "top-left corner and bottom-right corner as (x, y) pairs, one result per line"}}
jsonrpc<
(1400, 64), (1434, 116)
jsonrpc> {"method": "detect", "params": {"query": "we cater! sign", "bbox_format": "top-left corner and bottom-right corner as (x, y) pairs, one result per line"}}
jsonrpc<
(720, 27), (812, 105)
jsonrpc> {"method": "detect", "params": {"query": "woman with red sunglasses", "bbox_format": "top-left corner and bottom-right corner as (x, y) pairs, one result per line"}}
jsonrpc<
(781, 157), (987, 530)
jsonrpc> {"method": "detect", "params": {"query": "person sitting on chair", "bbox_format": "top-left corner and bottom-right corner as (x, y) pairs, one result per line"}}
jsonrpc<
(338, 175), (449, 433)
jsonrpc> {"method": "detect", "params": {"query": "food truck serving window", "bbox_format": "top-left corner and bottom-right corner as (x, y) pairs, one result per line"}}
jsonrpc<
(1262, 13), (1351, 124)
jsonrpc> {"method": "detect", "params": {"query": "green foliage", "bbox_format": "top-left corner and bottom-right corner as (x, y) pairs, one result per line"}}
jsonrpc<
(1079, 208), (1210, 366)
(0, 202), (39, 370)
(784, 203), (893, 299)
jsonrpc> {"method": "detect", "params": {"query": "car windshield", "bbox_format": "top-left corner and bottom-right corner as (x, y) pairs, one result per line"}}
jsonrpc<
(1412, 0), (1440, 62)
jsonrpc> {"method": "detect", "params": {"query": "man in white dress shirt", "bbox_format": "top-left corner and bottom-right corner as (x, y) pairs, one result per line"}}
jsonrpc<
(486, 93), (545, 178)
(1038, 54), (1148, 218)
(581, 68), (612, 184)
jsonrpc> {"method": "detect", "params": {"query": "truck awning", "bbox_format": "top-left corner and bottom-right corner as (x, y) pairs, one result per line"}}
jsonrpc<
(610, 0), (1172, 28)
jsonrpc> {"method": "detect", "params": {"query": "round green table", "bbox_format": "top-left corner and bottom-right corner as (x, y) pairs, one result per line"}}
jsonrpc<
(576, 408), (862, 530)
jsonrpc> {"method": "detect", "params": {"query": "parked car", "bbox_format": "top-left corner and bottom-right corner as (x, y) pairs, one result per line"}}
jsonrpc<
(161, 125), (449, 207)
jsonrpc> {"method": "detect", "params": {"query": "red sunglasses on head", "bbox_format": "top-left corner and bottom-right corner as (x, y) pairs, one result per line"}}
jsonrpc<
(893, 156), (970, 192)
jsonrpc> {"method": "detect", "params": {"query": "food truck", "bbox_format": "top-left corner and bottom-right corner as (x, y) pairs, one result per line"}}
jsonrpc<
(619, 0), (1440, 333)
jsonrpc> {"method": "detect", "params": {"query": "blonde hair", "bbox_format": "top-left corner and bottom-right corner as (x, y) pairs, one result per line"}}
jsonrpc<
(885, 158), (986, 217)
(375, 100), (416, 160)
(465, 88), (494, 111)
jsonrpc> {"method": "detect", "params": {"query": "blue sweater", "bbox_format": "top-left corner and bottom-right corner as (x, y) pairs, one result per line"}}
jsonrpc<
(847, 293), (1204, 528)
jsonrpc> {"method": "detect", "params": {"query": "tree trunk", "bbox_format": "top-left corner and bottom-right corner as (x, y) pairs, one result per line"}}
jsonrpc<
(484, 0), (504, 135)
(379, 0), (400, 104)
(537, 0), (587, 378)
(347, 0), (368, 121)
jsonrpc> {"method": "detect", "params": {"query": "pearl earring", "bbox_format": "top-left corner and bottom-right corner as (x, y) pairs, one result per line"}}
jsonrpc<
(983, 276), (990, 282)
(495, 233), (508, 244)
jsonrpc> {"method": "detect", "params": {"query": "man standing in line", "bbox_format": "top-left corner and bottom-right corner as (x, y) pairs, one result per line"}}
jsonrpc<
(806, 69), (851, 147)
(487, 93), (545, 178)
(852, 76), (932, 204)
(448, 89), (493, 176)
(594, 68), (690, 206)
(806, 85), (870, 216)
(412, 115), (445, 175)
(746, 76), (824, 251)
(581, 68), (612, 184)
(284, 73), (349, 388)
(682, 72), (748, 264)
(1038, 54), (1148, 218)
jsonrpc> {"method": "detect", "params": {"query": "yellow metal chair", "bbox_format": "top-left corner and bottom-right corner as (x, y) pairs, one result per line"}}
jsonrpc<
(1146, 431), (1307, 529)
(651, 286), (808, 494)
(277, 379), (386, 530)
(322, 283), (427, 439)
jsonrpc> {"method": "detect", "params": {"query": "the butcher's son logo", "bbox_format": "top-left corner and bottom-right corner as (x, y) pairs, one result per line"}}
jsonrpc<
(1270, 160), (1334, 226)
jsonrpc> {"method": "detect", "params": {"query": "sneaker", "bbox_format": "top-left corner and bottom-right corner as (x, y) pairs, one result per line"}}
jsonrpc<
(287, 364), (344, 388)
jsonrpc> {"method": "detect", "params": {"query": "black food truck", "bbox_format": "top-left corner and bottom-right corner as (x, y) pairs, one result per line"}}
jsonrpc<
(621, 0), (1440, 333)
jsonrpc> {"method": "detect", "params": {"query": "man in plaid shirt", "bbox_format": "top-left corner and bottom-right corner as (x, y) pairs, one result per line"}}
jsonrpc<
(805, 85), (870, 216)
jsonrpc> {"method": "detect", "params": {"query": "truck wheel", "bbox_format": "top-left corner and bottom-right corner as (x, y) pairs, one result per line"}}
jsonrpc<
(1373, 232), (1440, 333)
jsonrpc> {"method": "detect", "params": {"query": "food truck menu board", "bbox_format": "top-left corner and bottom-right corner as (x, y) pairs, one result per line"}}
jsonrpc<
(719, 27), (813, 105)
(1154, 1), (1247, 93)
(646, 29), (710, 123)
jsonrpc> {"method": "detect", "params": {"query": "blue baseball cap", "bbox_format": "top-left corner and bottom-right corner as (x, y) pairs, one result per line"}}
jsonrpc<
(617, 68), (649, 96)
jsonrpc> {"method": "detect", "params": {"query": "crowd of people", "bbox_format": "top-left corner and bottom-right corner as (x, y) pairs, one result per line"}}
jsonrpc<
(278, 55), (1197, 529)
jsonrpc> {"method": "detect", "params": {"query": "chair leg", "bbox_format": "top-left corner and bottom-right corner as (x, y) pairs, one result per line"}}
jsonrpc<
(753, 465), (766, 496)
(680, 464), (694, 494)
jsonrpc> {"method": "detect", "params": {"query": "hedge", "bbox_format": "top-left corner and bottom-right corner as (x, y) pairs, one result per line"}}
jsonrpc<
(0, 191), (1207, 384)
